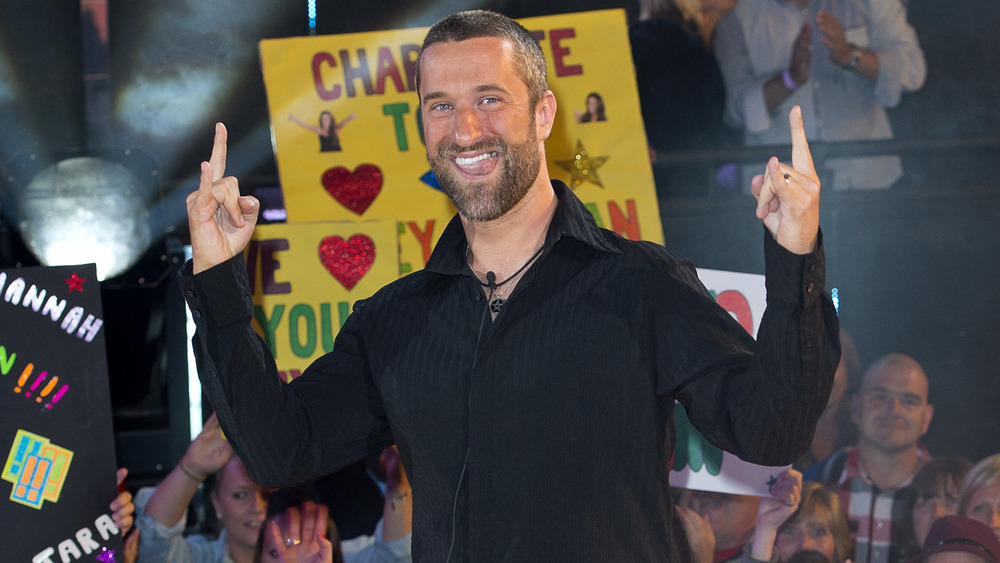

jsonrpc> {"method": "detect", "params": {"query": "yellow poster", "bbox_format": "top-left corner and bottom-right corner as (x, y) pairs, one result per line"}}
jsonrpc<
(259, 9), (663, 276)
(245, 220), (398, 380)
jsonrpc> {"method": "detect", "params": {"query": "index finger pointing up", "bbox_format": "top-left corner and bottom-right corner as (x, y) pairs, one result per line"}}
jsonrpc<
(789, 106), (815, 176)
(209, 122), (228, 182)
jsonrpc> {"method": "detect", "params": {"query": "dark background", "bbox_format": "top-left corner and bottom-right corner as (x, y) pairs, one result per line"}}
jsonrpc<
(0, 0), (997, 534)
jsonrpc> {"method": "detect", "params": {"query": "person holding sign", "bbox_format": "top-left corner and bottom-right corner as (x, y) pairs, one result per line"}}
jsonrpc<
(180, 10), (839, 561)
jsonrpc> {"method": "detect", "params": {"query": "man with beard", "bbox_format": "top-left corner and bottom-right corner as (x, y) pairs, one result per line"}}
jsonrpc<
(180, 10), (840, 561)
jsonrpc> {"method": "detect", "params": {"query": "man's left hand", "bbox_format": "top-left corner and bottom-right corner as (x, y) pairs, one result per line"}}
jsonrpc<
(751, 105), (820, 255)
(816, 10), (852, 66)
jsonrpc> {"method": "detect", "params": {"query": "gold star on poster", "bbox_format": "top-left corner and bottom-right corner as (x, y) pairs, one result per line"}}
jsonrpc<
(555, 140), (610, 188)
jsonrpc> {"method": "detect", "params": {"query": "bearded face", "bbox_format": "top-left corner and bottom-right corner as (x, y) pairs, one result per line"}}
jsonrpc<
(428, 124), (541, 222)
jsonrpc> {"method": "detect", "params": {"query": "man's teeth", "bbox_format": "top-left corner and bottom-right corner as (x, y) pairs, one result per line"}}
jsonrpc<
(454, 152), (496, 166)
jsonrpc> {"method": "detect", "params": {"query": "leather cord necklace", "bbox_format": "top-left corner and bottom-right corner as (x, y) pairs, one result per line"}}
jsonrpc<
(467, 245), (544, 313)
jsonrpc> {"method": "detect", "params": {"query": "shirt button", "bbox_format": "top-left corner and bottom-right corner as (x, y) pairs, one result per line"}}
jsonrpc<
(877, 521), (885, 529)
(808, 263), (817, 272)
(805, 340), (814, 348)
(185, 289), (195, 298)
(192, 309), (203, 319)
(806, 282), (815, 293)
(475, 292), (482, 302)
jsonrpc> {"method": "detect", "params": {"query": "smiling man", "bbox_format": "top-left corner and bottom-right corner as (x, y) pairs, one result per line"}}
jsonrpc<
(180, 10), (840, 561)
(805, 353), (935, 563)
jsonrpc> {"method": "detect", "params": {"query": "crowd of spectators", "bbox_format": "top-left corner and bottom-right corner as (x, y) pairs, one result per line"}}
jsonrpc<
(98, 3), (987, 561)
(675, 347), (1000, 563)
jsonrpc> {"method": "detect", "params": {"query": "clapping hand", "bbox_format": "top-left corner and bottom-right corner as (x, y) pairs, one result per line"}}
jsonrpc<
(790, 23), (813, 86)
(816, 10), (852, 66)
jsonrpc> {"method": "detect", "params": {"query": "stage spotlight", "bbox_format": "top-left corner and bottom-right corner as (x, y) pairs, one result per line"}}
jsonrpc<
(13, 152), (158, 280)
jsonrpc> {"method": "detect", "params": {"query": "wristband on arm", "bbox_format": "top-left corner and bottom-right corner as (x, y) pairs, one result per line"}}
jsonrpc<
(781, 69), (799, 91)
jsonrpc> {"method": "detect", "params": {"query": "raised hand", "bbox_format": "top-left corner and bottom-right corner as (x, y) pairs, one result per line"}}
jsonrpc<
(748, 469), (803, 562)
(757, 469), (803, 532)
(381, 445), (409, 494)
(751, 106), (821, 255)
(186, 123), (259, 274)
(264, 502), (334, 563)
(182, 412), (234, 480)
(144, 412), (236, 529)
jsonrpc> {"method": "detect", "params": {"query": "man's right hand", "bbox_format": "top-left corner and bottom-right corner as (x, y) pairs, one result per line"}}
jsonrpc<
(790, 23), (813, 86)
(186, 123), (259, 274)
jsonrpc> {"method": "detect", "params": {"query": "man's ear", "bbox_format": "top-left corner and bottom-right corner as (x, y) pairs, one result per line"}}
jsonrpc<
(920, 403), (934, 436)
(535, 90), (557, 141)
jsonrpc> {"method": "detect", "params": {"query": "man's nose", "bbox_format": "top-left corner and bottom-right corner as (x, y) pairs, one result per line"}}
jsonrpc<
(454, 107), (484, 146)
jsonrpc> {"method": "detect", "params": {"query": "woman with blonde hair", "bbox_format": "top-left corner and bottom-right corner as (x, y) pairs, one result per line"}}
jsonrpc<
(959, 454), (1000, 540)
(745, 482), (853, 563)
(773, 483), (854, 563)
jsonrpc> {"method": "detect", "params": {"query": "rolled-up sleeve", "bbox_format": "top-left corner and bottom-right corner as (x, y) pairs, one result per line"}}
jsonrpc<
(870, 0), (926, 106)
(714, 11), (773, 133)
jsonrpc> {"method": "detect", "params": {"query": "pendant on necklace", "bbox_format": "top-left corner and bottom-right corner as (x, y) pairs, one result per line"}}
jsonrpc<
(490, 297), (506, 314)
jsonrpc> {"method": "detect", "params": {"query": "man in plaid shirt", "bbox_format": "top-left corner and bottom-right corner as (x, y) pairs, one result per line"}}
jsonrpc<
(804, 353), (934, 563)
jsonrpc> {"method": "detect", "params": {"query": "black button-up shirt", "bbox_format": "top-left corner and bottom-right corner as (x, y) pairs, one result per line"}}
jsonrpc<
(180, 180), (839, 562)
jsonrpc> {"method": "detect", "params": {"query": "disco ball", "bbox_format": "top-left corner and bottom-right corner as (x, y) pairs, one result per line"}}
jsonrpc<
(19, 156), (152, 280)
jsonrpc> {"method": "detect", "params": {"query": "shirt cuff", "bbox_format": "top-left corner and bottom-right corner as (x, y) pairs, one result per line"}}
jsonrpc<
(134, 486), (187, 539)
(762, 227), (827, 306)
(743, 79), (774, 134)
(177, 254), (255, 331)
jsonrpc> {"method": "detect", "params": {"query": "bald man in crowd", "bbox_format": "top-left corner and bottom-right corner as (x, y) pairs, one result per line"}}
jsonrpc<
(805, 353), (935, 563)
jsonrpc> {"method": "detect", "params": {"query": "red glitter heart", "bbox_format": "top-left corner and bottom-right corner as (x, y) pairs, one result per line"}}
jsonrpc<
(321, 164), (383, 215)
(318, 234), (376, 290)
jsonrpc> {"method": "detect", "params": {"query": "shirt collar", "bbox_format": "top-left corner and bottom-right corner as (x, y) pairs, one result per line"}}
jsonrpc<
(841, 444), (932, 489)
(424, 179), (621, 276)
